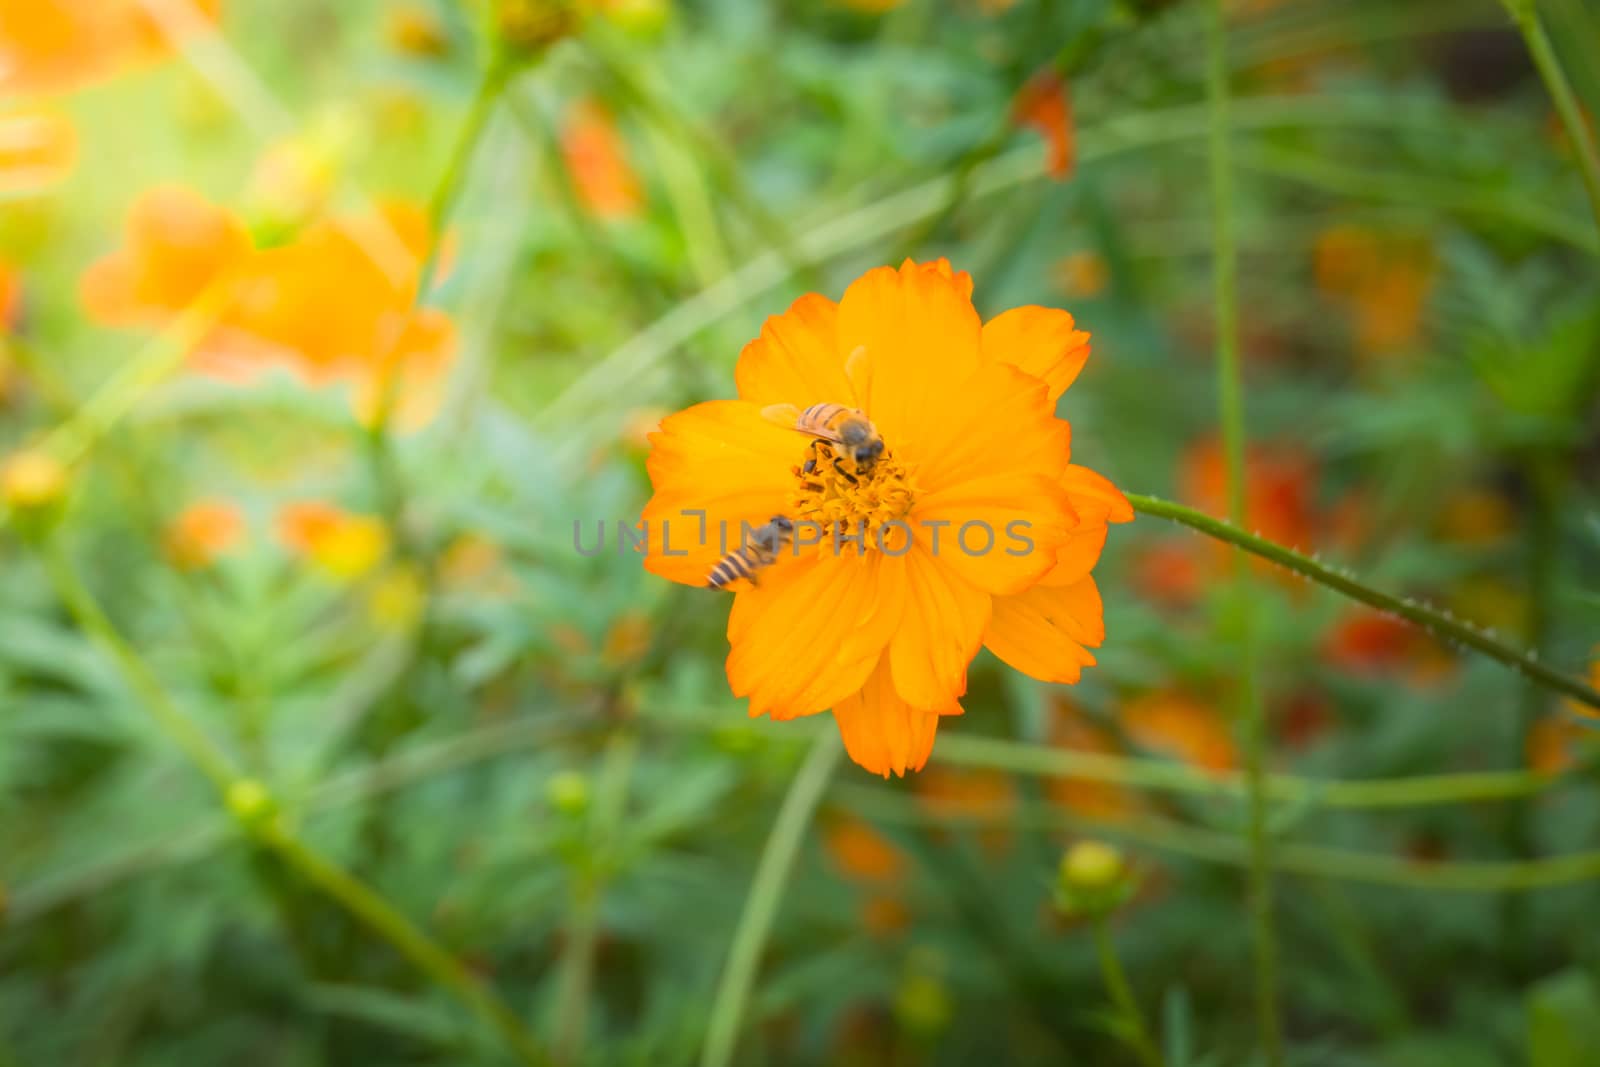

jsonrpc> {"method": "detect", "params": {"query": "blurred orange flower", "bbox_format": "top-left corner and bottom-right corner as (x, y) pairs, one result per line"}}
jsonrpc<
(1321, 610), (1453, 687)
(0, 105), (79, 196)
(1526, 714), (1591, 775)
(642, 259), (1130, 776)
(1129, 539), (1203, 608)
(1122, 689), (1237, 773)
(0, 259), (20, 333)
(560, 99), (642, 220)
(1312, 225), (1434, 356)
(1046, 700), (1140, 820)
(1053, 251), (1107, 299)
(1436, 486), (1514, 547)
(1181, 436), (1317, 552)
(164, 498), (245, 570)
(80, 185), (251, 329)
(82, 189), (457, 426)
(0, 0), (221, 95)
(1011, 69), (1074, 180)
(915, 765), (1016, 855)
(276, 501), (389, 580)
(824, 817), (906, 884)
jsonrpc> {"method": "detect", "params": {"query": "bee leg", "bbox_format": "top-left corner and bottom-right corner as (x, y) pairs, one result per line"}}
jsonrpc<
(832, 456), (858, 485)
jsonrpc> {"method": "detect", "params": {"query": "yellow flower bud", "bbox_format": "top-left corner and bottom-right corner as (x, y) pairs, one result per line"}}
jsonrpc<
(225, 778), (276, 829)
(546, 770), (590, 815)
(1062, 839), (1125, 892)
(495, 0), (584, 55)
(1, 449), (67, 513)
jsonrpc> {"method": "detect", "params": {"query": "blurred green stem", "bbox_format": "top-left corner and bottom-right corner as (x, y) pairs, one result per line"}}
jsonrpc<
(1203, 3), (1284, 1063)
(552, 731), (639, 1065)
(1502, 0), (1600, 240)
(38, 537), (548, 1067)
(1125, 492), (1600, 712)
(1093, 919), (1164, 1067)
(701, 731), (842, 1067)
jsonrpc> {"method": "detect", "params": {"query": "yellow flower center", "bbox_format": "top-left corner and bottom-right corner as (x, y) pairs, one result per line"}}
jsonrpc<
(790, 440), (917, 546)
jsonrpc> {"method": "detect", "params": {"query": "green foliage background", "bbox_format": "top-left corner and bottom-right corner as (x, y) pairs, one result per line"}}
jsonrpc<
(4, 0), (1600, 1064)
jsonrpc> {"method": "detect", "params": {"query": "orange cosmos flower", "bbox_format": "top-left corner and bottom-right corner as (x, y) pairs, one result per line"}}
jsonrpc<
(164, 498), (245, 570)
(1122, 689), (1236, 773)
(80, 184), (251, 329)
(560, 99), (642, 220)
(641, 259), (1130, 776)
(0, 0), (221, 95)
(1181, 435), (1317, 552)
(0, 104), (79, 197)
(1321, 610), (1453, 687)
(1011, 69), (1074, 180)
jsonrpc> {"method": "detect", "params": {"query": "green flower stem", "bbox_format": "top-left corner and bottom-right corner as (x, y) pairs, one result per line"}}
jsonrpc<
(1124, 492), (1600, 712)
(1204, 4), (1284, 1062)
(38, 538), (548, 1067)
(1093, 919), (1165, 1067)
(838, 789), (1600, 893)
(366, 56), (514, 461)
(935, 735), (1575, 810)
(701, 731), (842, 1067)
(1502, 0), (1600, 241)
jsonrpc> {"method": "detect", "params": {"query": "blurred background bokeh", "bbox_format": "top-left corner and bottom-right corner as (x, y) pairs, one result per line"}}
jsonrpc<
(4, 0), (1600, 1064)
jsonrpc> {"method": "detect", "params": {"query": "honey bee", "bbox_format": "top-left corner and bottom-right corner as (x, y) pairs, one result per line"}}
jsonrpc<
(762, 402), (885, 479)
(707, 515), (796, 590)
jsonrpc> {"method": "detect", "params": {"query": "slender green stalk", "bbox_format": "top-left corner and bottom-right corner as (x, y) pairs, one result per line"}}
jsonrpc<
(1204, 5), (1283, 1062)
(701, 732), (842, 1067)
(935, 735), (1575, 810)
(1093, 920), (1164, 1067)
(258, 822), (549, 1066)
(366, 57), (515, 485)
(40, 539), (240, 792)
(1502, 0), (1600, 240)
(1125, 493), (1600, 712)
(840, 789), (1600, 893)
(37, 537), (548, 1066)
(553, 732), (638, 1065)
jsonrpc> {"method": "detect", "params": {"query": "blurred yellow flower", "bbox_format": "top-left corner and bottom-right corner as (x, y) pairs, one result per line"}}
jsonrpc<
(642, 259), (1129, 776)
(1, 449), (68, 513)
(384, 2), (450, 58)
(276, 501), (389, 580)
(367, 566), (427, 629)
(0, 105), (78, 197)
(164, 498), (245, 571)
(0, 0), (221, 95)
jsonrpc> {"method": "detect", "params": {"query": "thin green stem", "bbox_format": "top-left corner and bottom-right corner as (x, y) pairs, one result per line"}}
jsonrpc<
(258, 822), (549, 1066)
(1125, 492), (1600, 712)
(37, 537), (548, 1066)
(366, 57), (514, 482)
(840, 789), (1600, 893)
(1502, 0), (1600, 240)
(40, 539), (240, 792)
(935, 734), (1576, 810)
(1204, 4), (1283, 1062)
(700, 731), (842, 1067)
(1093, 919), (1165, 1067)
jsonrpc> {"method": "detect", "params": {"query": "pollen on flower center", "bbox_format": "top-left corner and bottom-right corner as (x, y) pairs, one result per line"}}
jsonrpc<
(790, 440), (916, 545)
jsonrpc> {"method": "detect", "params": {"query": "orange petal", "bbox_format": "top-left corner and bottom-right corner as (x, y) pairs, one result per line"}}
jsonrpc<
(886, 547), (990, 709)
(916, 360), (1072, 493)
(981, 305), (1091, 404)
(836, 260), (983, 467)
(640, 400), (798, 586)
(983, 576), (1103, 685)
(733, 292), (853, 407)
(728, 550), (904, 719)
(912, 472), (1074, 595)
(1061, 463), (1133, 523)
(1037, 522), (1108, 587)
(832, 656), (955, 778)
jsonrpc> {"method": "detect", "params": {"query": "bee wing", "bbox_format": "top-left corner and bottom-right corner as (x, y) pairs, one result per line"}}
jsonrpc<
(760, 403), (803, 429)
(761, 403), (843, 443)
